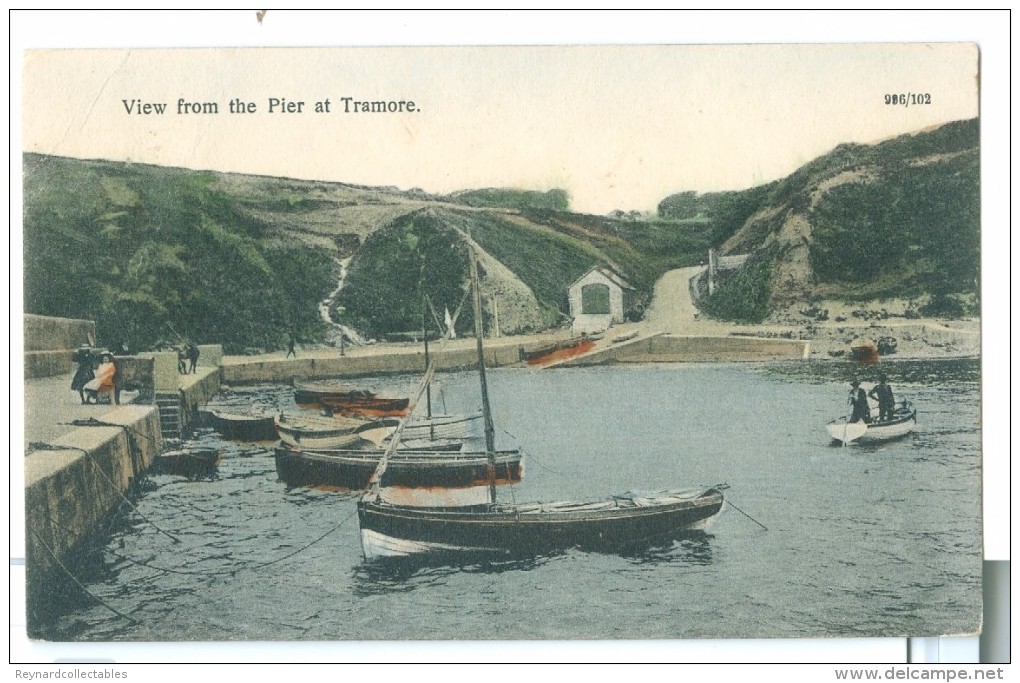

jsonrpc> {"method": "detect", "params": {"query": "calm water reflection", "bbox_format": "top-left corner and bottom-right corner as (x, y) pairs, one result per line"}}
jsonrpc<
(37, 359), (981, 641)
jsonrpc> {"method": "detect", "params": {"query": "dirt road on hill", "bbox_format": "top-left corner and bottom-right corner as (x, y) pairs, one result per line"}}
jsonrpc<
(636, 265), (979, 359)
(642, 266), (706, 333)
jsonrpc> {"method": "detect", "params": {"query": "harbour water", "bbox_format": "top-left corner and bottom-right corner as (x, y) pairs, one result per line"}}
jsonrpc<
(36, 358), (982, 641)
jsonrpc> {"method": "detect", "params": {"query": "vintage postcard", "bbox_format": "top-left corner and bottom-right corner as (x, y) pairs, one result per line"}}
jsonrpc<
(14, 14), (999, 665)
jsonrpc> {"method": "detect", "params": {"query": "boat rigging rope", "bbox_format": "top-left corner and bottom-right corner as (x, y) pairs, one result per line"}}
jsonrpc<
(27, 525), (139, 624)
(26, 442), (181, 545)
(103, 507), (360, 575)
(496, 426), (566, 477)
(36, 501), (360, 580)
(724, 498), (769, 531)
(63, 416), (162, 448)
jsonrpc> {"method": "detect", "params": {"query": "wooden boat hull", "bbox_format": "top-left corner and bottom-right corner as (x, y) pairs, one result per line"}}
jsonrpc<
(519, 337), (597, 366)
(827, 404), (917, 445)
(208, 410), (278, 441)
(611, 331), (639, 344)
(275, 446), (523, 490)
(319, 396), (411, 418)
(152, 447), (220, 479)
(358, 487), (724, 558)
(293, 382), (374, 406)
(850, 340), (879, 364)
(276, 413), (371, 449)
(355, 413), (482, 446)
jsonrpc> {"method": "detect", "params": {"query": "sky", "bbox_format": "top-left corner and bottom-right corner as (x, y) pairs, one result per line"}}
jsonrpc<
(22, 40), (977, 215)
(9, 10), (1011, 667)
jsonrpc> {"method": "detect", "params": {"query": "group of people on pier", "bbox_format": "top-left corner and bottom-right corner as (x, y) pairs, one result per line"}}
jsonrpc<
(71, 344), (119, 405)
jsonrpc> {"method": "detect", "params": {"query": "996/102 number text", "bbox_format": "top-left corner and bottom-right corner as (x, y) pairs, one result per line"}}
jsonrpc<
(885, 93), (932, 106)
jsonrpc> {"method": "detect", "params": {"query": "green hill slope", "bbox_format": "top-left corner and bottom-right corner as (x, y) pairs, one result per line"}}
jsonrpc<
(24, 119), (976, 349)
(24, 154), (712, 347)
(658, 118), (980, 320)
(23, 156), (348, 352)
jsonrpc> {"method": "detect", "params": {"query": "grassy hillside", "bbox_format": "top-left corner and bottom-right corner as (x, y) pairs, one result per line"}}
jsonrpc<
(27, 155), (713, 344)
(659, 118), (980, 321)
(335, 210), (476, 339)
(334, 208), (714, 337)
(24, 119), (977, 347)
(23, 155), (337, 353)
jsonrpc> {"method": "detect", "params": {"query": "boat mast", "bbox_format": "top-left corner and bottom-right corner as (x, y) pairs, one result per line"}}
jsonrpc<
(469, 249), (498, 504)
(364, 359), (437, 499)
(420, 282), (433, 421)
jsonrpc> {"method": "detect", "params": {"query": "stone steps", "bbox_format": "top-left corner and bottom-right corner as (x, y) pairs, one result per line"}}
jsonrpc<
(154, 392), (182, 440)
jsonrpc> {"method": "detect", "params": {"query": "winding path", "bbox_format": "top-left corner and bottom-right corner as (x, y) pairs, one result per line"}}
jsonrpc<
(641, 266), (707, 333)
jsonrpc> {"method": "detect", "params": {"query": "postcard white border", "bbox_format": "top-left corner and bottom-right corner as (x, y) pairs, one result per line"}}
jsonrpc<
(8, 9), (1010, 668)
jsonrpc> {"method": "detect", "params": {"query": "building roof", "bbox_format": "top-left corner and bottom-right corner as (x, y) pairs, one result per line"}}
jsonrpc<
(569, 264), (634, 291)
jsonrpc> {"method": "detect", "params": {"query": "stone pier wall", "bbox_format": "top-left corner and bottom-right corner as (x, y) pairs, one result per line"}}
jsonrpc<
(24, 314), (96, 379)
(222, 344), (524, 384)
(558, 333), (810, 367)
(24, 406), (162, 633)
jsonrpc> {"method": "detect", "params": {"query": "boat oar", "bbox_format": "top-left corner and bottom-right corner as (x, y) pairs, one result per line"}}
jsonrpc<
(726, 498), (768, 531)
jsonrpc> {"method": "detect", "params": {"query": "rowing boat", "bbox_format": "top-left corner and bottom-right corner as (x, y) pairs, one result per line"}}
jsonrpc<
(827, 401), (917, 445)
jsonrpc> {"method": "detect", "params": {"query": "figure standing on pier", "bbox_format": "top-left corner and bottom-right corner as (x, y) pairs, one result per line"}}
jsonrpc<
(287, 331), (297, 358)
(186, 342), (200, 373)
(71, 344), (94, 404)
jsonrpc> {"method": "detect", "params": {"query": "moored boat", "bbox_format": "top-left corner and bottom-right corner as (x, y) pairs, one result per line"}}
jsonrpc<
(275, 412), (372, 449)
(293, 381), (375, 406)
(611, 330), (639, 344)
(357, 248), (724, 560)
(358, 486), (724, 558)
(850, 339), (879, 364)
(827, 401), (917, 445)
(275, 444), (522, 490)
(319, 395), (411, 418)
(518, 335), (599, 365)
(152, 447), (220, 479)
(354, 412), (483, 446)
(207, 409), (278, 441)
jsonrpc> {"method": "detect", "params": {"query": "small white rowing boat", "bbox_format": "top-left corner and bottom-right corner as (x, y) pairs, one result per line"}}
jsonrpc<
(826, 401), (917, 445)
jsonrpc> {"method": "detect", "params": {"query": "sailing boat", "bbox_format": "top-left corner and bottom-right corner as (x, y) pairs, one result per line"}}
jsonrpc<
(398, 289), (483, 444)
(276, 288), (521, 491)
(357, 250), (725, 559)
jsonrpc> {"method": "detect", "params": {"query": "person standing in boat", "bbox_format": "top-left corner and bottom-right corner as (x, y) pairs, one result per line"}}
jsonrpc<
(868, 373), (895, 422)
(848, 379), (871, 423)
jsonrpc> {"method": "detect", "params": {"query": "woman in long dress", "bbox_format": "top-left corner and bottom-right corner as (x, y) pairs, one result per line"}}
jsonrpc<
(71, 345), (94, 404)
(84, 353), (118, 404)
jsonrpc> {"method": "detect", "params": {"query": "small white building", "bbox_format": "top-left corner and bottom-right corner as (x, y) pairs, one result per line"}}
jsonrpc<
(568, 265), (634, 334)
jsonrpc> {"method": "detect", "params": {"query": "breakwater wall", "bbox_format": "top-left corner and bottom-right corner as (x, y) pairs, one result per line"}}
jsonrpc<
(221, 343), (527, 384)
(558, 333), (810, 367)
(24, 347), (224, 633)
(177, 367), (223, 436)
(24, 314), (96, 379)
(221, 333), (812, 383)
(24, 406), (162, 633)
